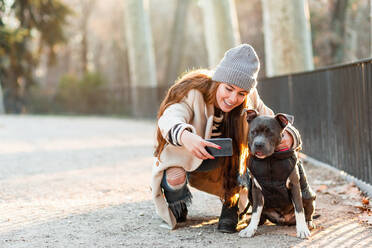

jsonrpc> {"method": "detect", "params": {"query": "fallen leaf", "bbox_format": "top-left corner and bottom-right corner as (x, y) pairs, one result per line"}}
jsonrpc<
(316, 185), (328, 193)
(362, 197), (369, 205)
(359, 213), (372, 225)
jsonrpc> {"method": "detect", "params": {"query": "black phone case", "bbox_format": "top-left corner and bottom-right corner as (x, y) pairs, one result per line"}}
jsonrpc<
(205, 138), (233, 157)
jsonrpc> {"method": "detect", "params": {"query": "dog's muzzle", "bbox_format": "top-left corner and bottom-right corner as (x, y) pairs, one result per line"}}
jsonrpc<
(251, 136), (274, 158)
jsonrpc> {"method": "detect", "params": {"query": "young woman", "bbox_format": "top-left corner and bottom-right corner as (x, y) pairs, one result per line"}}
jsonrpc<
(151, 44), (301, 232)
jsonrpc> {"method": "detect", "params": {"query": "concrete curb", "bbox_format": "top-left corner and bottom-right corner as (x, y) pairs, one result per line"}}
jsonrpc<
(300, 153), (372, 198)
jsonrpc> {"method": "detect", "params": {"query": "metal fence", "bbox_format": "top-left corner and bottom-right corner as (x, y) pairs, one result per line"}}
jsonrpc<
(258, 59), (372, 184)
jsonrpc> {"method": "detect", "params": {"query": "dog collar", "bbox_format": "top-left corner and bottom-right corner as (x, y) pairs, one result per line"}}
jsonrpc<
(275, 148), (290, 152)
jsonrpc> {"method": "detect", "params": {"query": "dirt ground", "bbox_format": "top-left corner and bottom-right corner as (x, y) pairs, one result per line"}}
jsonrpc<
(0, 115), (371, 248)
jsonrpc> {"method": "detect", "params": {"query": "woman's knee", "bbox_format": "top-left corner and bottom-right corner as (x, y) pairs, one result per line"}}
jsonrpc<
(165, 167), (186, 190)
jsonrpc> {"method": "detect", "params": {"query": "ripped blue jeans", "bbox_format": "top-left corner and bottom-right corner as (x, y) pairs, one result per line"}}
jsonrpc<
(160, 158), (221, 217)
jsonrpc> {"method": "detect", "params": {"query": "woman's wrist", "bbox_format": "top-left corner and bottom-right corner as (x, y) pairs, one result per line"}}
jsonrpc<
(180, 129), (190, 146)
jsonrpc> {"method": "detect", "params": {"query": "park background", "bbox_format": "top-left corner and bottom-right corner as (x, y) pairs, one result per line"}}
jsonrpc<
(1, 0), (371, 189)
(0, 0), (370, 116)
(0, 1), (372, 247)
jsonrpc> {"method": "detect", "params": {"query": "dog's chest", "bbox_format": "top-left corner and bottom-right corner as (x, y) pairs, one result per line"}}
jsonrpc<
(248, 152), (297, 208)
(249, 155), (295, 183)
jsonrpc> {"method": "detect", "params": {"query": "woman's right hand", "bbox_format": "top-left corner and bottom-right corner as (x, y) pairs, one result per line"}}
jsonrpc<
(180, 130), (221, 160)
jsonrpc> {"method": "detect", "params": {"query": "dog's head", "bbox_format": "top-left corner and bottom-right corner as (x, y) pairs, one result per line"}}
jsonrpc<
(244, 109), (293, 159)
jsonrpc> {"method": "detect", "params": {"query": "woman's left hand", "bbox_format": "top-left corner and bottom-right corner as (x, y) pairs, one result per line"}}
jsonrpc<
(276, 130), (293, 151)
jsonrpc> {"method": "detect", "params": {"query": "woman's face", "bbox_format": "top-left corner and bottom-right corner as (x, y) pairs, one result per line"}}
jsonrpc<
(215, 83), (248, 112)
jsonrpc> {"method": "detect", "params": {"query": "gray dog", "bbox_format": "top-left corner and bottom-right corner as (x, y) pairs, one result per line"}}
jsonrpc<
(239, 109), (316, 239)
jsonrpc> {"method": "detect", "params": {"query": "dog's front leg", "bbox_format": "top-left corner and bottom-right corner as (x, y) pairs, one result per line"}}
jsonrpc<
(288, 168), (311, 239)
(239, 178), (264, 238)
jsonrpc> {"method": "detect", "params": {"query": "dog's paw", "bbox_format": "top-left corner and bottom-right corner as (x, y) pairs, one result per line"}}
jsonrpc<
(239, 225), (257, 238)
(296, 225), (311, 239)
(307, 220), (316, 230)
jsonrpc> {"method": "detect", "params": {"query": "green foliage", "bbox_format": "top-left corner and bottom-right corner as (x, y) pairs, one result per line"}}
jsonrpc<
(26, 72), (131, 116)
(0, 0), (5, 15)
(0, 0), (72, 113)
(12, 0), (73, 64)
(55, 72), (108, 114)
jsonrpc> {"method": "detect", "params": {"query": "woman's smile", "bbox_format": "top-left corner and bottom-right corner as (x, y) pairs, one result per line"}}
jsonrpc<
(223, 99), (235, 109)
(216, 83), (248, 112)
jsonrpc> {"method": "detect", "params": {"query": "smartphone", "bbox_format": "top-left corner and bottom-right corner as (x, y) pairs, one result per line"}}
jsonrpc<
(205, 138), (233, 157)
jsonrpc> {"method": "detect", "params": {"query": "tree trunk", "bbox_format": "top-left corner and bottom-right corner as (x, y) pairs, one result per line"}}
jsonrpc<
(370, 0), (372, 57)
(262, 0), (314, 76)
(164, 0), (191, 86)
(123, 0), (157, 118)
(330, 0), (349, 64)
(0, 78), (5, 114)
(200, 0), (241, 67)
(80, 0), (96, 75)
(81, 27), (88, 74)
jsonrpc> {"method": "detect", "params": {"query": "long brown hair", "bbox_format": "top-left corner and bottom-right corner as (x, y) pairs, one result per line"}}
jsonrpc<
(154, 69), (218, 157)
(220, 99), (247, 204)
(154, 69), (247, 204)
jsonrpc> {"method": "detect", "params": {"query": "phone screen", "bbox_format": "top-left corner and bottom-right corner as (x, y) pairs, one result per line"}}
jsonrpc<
(205, 138), (233, 157)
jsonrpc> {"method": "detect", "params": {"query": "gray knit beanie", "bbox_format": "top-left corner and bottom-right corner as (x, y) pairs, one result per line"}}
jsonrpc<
(212, 44), (260, 91)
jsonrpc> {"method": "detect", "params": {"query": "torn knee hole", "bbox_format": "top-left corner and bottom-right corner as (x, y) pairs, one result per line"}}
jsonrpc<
(166, 167), (186, 189)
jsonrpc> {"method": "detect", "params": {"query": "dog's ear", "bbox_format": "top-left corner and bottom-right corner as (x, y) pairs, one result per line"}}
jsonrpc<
(243, 109), (258, 122)
(275, 113), (294, 128)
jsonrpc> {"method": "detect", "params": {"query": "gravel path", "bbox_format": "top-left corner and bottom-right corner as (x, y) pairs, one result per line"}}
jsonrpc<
(0, 115), (371, 248)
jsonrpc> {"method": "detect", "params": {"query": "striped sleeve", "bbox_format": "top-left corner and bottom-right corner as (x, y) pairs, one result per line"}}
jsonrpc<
(166, 123), (194, 146)
(285, 124), (302, 151)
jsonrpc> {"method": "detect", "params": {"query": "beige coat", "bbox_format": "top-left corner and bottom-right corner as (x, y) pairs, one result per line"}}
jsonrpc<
(151, 88), (273, 229)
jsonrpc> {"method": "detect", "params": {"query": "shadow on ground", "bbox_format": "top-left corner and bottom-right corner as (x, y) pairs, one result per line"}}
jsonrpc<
(4, 196), (371, 248)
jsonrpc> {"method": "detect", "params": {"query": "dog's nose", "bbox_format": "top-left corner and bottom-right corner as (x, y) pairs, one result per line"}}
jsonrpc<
(254, 142), (264, 149)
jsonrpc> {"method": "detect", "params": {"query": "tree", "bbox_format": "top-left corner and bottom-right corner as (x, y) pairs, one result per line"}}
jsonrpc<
(329, 0), (349, 63)
(0, 0), (71, 113)
(261, 0), (314, 76)
(79, 0), (97, 74)
(200, 0), (241, 67)
(0, 77), (4, 114)
(0, 0), (7, 113)
(164, 0), (191, 86)
(123, 0), (157, 118)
